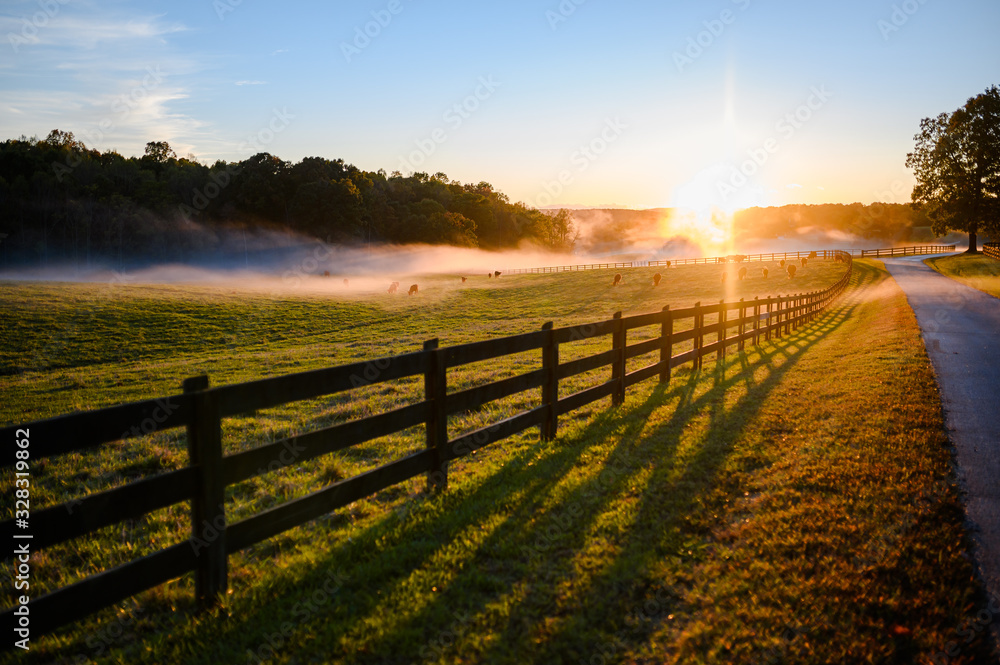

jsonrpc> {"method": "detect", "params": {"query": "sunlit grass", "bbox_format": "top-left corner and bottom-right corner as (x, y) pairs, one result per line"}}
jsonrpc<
(924, 252), (1000, 298)
(0, 259), (990, 664)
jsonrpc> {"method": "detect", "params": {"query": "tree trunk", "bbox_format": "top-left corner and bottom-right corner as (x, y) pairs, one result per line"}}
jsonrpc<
(968, 228), (979, 253)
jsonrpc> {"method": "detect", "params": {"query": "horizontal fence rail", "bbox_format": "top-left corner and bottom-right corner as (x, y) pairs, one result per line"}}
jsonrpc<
(500, 244), (954, 275)
(985, 242), (999, 261)
(858, 245), (957, 258)
(0, 250), (857, 642)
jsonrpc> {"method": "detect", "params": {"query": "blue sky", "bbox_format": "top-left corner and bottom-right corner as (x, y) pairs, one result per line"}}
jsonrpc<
(1, 0), (998, 210)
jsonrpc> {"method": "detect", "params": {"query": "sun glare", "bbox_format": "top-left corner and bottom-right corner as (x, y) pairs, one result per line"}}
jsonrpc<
(667, 163), (769, 255)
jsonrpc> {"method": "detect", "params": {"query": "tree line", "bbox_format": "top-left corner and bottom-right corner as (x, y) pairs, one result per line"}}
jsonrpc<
(0, 131), (575, 268)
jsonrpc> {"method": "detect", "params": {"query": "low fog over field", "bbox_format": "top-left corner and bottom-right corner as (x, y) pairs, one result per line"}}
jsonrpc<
(0, 203), (960, 288)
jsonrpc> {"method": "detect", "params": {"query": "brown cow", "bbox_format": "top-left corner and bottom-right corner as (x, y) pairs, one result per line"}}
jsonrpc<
(787, 264), (797, 278)
(387, 281), (399, 294)
(738, 266), (747, 281)
(665, 260), (671, 268)
(612, 273), (623, 286)
(494, 271), (502, 278)
(652, 273), (662, 286)
(461, 276), (467, 283)
(408, 284), (419, 295)
(800, 257), (807, 267)
(808, 251), (818, 259)
(779, 259), (786, 269)
(322, 271), (330, 277)
(762, 267), (769, 279)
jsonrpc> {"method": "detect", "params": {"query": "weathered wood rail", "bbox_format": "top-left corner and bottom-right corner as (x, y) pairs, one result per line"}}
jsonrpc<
(985, 242), (999, 261)
(0, 252), (854, 640)
(500, 244), (954, 275)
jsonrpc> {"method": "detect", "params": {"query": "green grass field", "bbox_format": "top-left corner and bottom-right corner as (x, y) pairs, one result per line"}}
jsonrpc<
(0, 257), (993, 664)
(925, 252), (1000, 298)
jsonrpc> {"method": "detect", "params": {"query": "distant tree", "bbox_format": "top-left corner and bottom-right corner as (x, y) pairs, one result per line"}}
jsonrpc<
(44, 129), (85, 151)
(143, 141), (176, 163)
(906, 85), (1000, 252)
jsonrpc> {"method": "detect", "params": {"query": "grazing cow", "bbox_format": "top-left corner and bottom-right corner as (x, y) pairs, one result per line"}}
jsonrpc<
(488, 273), (492, 278)
(652, 273), (661, 286)
(665, 260), (671, 268)
(612, 273), (623, 286)
(762, 267), (769, 279)
(408, 284), (419, 295)
(343, 278), (349, 287)
(323, 271), (330, 277)
(801, 257), (808, 267)
(779, 259), (786, 269)
(738, 266), (747, 281)
(387, 282), (399, 294)
(494, 271), (502, 278)
(808, 251), (818, 259)
(461, 276), (467, 283)
(787, 264), (797, 278)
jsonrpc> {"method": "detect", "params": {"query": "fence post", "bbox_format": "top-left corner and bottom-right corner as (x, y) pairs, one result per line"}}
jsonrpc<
(541, 322), (558, 441)
(612, 311), (625, 406)
(772, 296), (778, 339)
(423, 339), (448, 492)
(765, 297), (772, 341)
(694, 301), (703, 370)
(718, 299), (726, 361)
(738, 298), (745, 351)
(784, 296), (791, 336)
(752, 296), (760, 346)
(183, 375), (227, 609)
(649, 303), (667, 384)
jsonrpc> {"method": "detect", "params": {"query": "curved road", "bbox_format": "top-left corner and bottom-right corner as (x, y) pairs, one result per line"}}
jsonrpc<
(883, 254), (1000, 614)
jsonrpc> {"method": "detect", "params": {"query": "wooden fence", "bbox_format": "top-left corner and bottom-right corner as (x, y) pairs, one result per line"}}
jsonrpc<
(500, 245), (954, 275)
(0, 252), (854, 639)
(985, 242), (999, 261)
(858, 245), (957, 258)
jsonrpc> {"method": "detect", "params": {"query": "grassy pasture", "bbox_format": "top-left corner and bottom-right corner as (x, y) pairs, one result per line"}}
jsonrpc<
(0, 257), (992, 664)
(925, 252), (1000, 299)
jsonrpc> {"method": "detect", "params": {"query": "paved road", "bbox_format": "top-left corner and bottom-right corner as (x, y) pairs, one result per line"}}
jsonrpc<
(883, 254), (1000, 612)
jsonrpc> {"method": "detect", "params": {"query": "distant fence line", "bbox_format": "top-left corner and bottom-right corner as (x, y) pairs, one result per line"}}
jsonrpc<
(500, 244), (955, 275)
(985, 242), (999, 261)
(0, 251), (856, 642)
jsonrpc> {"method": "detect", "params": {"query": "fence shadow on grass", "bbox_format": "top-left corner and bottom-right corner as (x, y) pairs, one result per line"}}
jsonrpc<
(93, 267), (873, 665)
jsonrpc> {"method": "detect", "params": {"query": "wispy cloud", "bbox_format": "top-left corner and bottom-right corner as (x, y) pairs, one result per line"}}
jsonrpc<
(270, 49), (288, 56)
(235, 80), (267, 86)
(0, 5), (207, 157)
(785, 183), (803, 189)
